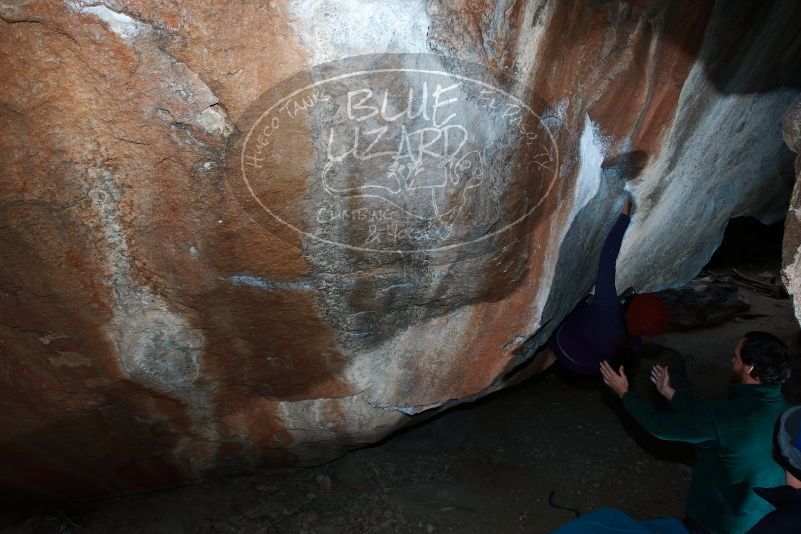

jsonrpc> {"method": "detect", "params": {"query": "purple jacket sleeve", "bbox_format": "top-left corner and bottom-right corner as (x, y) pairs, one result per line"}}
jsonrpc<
(593, 213), (630, 311)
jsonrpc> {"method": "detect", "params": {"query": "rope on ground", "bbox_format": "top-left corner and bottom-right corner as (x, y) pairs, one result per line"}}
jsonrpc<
(548, 490), (580, 518)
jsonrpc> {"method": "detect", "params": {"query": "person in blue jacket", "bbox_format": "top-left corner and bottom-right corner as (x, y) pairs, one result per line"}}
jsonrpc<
(746, 404), (801, 533)
(552, 508), (688, 534)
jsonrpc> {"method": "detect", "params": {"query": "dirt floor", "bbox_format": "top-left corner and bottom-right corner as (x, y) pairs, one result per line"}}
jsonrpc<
(2, 266), (800, 534)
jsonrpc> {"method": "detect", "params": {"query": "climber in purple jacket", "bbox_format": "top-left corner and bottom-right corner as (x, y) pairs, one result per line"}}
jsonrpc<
(532, 195), (671, 375)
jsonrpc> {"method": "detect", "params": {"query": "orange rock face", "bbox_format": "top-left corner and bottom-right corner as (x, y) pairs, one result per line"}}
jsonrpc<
(1, 0), (799, 499)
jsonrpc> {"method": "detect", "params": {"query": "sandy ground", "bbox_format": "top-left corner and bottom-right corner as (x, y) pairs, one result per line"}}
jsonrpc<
(2, 266), (799, 534)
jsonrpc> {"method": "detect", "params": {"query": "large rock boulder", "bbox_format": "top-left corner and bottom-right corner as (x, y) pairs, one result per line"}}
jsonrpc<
(1, 0), (799, 499)
(782, 95), (801, 325)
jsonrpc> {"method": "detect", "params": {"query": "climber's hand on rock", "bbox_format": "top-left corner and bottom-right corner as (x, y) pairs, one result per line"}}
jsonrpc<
(622, 195), (632, 215)
(650, 365), (676, 401)
(600, 361), (629, 398)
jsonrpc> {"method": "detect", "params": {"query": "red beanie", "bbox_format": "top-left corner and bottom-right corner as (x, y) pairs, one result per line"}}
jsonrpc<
(626, 293), (670, 337)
